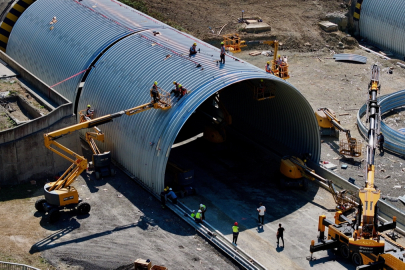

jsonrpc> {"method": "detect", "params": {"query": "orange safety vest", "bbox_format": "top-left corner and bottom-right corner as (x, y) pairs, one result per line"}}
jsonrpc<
(265, 64), (272, 73)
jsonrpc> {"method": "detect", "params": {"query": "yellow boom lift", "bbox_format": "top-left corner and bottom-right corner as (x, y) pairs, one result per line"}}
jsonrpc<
(279, 155), (356, 213)
(35, 91), (171, 223)
(309, 65), (403, 269)
(261, 40), (289, 80)
(315, 107), (362, 157)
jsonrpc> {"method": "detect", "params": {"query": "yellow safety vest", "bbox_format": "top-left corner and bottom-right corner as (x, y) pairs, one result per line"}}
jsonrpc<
(232, 226), (239, 233)
(196, 212), (202, 219)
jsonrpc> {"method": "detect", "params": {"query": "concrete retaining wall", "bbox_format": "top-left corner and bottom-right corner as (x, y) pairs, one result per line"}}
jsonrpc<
(0, 52), (80, 185)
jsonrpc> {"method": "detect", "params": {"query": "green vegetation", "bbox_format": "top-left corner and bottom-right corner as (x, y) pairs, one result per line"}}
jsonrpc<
(119, 0), (186, 32)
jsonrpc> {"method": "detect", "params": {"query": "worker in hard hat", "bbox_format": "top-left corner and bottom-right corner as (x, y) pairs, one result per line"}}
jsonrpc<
(150, 81), (160, 103)
(377, 131), (385, 153)
(199, 203), (207, 220)
(177, 84), (188, 101)
(232, 222), (239, 245)
(265, 61), (273, 74)
(220, 41), (226, 64)
(166, 187), (177, 204)
(170, 81), (180, 97)
(190, 42), (197, 55)
(190, 210), (196, 219)
(195, 209), (203, 223)
(85, 104), (94, 118)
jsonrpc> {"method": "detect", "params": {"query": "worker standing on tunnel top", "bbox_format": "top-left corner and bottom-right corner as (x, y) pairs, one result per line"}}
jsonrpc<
(86, 104), (94, 118)
(195, 209), (203, 224)
(220, 41), (226, 64)
(257, 202), (266, 225)
(199, 203), (207, 220)
(190, 42), (197, 56)
(166, 187), (177, 204)
(232, 222), (239, 245)
(377, 132), (385, 153)
(150, 81), (160, 104)
(265, 61), (273, 74)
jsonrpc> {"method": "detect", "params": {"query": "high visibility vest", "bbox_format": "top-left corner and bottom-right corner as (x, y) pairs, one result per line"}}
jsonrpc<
(196, 212), (202, 219)
(191, 213), (196, 218)
(265, 64), (271, 73)
(200, 205), (206, 211)
(232, 226), (239, 233)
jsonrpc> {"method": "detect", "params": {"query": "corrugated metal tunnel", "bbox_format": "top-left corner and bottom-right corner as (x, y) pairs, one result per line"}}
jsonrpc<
(4, 0), (320, 193)
(359, 0), (405, 58)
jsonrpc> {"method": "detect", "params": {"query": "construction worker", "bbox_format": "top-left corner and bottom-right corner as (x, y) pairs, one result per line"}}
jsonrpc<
(232, 222), (239, 245)
(257, 79), (265, 96)
(199, 203), (207, 220)
(190, 42), (197, 55)
(160, 188), (168, 209)
(190, 210), (196, 219)
(377, 132), (385, 153)
(220, 41), (226, 64)
(86, 105), (94, 118)
(170, 81), (180, 97)
(265, 61), (273, 74)
(195, 209), (203, 223)
(177, 84), (187, 101)
(150, 81), (160, 103)
(166, 187), (177, 204)
(280, 60), (287, 78)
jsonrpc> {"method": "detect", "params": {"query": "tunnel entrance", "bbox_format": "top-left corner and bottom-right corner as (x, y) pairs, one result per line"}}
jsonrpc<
(164, 80), (319, 220)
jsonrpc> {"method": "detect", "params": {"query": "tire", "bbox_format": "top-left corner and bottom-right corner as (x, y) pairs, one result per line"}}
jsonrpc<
(48, 208), (60, 223)
(352, 252), (363, 266)
(35, 198), (47, 212)
(95, 171), (100, 179)
(77, 202), (91, 215)
(339, 243), (350, 259)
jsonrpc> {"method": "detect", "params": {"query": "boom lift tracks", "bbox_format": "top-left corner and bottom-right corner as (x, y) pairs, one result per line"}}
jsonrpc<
(35, 93), (171, 223)
(309, 65), (405, 269)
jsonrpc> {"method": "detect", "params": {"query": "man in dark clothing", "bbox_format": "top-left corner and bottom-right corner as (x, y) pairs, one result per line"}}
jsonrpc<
(377, 132), (385, 153)
(220, 42), (225, 64)
(277, 223), (285, 247)
(170, 81), (180, 97)
(190, 43), (197, 56)
(151, 81), (160, 103)
(177, 84), (187, 101)
(166, 188), (177, 204)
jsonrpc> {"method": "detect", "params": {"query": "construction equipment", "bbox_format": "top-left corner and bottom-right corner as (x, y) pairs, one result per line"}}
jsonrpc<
(79, 110), (114, 179)
(315, 107), (362, 157)
(261, 40), (289, 80)
(279, 155), (356, 213)
(309, 65), (404, 269)
(34, 92), (171, 223)
(198, 92), (232, 143)
(222, 33), (247, 53)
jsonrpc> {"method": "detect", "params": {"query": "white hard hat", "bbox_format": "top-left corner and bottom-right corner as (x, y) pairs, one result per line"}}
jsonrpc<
(192, 210), (195, 212)
(200, 204), (203, 207)
(169, 188), (172, 191)
(198, 210), (202, 213)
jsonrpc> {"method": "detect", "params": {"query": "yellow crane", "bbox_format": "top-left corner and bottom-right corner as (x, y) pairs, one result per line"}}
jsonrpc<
(261, 40), (289, 80)
(309, 65), (403, 269)
(35, 91), (171, 223)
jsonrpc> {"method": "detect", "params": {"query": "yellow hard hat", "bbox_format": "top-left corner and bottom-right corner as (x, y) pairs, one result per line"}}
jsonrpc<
(154, 81), (158, 85)
(267, 61), (270, 64)
(278, 55), (280, 57)
(87, 104), (91, 108)
(173, 81), (177, 84)
(179, 84), (182, 87)
(221, 41), (224, 45)
(193, 42), (197, 46)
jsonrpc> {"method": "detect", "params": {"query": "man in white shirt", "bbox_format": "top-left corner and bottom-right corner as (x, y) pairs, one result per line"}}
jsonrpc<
(257, 202), (266, 225)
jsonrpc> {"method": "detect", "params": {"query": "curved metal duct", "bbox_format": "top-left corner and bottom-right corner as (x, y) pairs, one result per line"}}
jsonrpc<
(7, 0), (320, 193)
(357, 90), (405, 155)
(359, 0), (405, 58)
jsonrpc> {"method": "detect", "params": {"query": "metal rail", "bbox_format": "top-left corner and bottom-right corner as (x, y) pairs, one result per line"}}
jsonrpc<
(357, 89), (405, 155)
(0, 261), (41, 270)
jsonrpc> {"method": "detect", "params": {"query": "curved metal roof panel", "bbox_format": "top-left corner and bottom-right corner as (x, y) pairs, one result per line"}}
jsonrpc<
(6, 0), (133, 102)
(360, 0), (405, 57)
(7, 0), (321, 193)
(333, 54), (367, 64)
(78, 31), (320, 192)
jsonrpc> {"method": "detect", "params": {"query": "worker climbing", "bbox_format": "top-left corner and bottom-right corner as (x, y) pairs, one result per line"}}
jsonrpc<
(177, 84), (188, 101)
(220, 41), (226, 64)
(150, 81), (160, 103)
(86, 104), (94, 118)
(190, 42), (197, 56)
(265, 61), (273, 74)
(195, 209), (203, 224)
(170, 81), (180, 97)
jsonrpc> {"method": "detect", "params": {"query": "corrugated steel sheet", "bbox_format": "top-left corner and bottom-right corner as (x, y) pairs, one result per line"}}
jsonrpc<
(7, 0), (320, 193)
(333, 54), (367, 63)
(360, 0), (405, 58)
(357, 90), (405, 155)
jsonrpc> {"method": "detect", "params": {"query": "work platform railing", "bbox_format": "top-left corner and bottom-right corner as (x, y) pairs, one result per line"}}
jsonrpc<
(0, 261), (41, 270)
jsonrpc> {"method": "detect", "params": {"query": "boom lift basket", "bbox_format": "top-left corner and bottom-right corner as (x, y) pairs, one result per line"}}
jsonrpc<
(339, 139), (362, 157)
(223, 33), (246, 53)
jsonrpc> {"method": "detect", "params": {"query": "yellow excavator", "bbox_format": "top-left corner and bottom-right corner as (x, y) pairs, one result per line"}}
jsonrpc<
(279, 155), (356, 213)
(315, 107), (362, 157)
(310, 65), (404, 269)
(34, 90), (172, 223)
